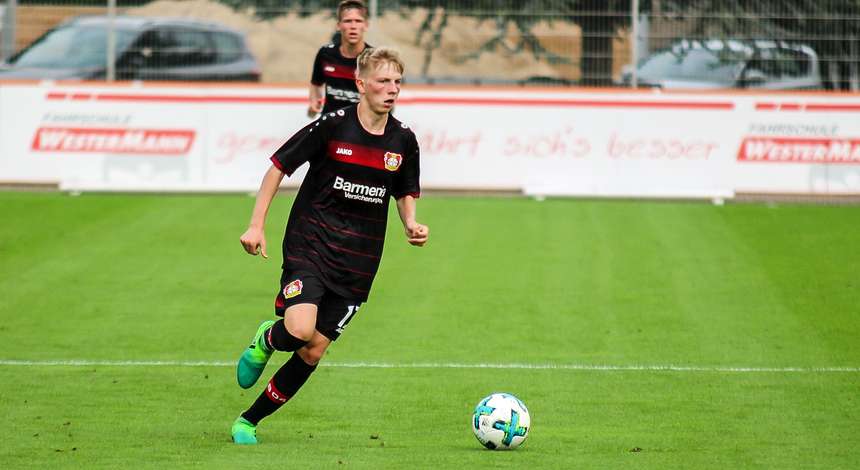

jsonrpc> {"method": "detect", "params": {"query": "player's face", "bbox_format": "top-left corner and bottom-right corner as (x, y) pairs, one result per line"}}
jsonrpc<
(337, 9), (368, 46)
(357, 62), (402, 114)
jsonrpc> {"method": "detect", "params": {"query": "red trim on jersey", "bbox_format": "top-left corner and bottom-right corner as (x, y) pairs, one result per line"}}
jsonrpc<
(302, 233), (381, 259)
(327, 140), (389, 170)
(326, 206), (387, 223)
(265, 380), (289, 404)
(322, 62), (358, 80)
(303, 216), (385, 241)
(397, 192), (421, 199)
(290, 245), (376, 278)
(270, 155), (292, 175)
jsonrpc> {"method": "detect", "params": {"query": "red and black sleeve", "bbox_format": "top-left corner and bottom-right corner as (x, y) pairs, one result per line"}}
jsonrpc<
(270, 118), (329, 177)
(392, 133), (421, 199)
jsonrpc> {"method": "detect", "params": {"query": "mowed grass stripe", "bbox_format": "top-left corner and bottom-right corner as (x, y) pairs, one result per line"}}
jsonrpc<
(1, 359), (858, 373)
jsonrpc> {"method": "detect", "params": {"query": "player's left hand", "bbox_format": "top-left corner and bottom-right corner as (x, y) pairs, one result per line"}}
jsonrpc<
(405, 222), (429, 247)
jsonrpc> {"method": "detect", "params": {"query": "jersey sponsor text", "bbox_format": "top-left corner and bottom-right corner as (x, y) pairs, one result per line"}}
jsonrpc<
(326, 86), (360, 102)
(333, 176), (386, 204)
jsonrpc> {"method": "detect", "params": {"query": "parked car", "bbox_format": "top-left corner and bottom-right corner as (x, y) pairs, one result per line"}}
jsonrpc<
(617, 39), (822, 90)
(0, 15), (260, 81)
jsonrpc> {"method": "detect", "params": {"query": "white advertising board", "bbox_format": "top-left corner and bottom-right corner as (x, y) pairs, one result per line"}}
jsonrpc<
(0, 82), (858, 196)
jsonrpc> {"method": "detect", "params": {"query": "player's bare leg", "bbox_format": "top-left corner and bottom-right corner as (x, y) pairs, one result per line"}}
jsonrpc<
(296, 330), (333, 366)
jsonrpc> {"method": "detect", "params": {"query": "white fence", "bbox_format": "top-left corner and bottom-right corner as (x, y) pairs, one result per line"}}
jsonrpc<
(1, 82), (859, 197)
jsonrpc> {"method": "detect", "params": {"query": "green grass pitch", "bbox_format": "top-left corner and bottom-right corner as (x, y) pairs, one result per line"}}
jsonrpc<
(1, 191), (858, 469)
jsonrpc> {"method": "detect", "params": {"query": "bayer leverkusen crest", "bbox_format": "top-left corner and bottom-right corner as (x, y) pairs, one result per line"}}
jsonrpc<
(383, 152), (402, 171)
(283, 279), (303, 299)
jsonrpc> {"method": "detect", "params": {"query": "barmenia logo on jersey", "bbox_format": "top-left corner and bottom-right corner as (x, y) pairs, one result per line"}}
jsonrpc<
(333, 176), (386, 204)
(384, 152), (402, 171)
(283, 279), (303, 299)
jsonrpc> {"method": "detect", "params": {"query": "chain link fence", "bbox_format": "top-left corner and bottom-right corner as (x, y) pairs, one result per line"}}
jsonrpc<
(1, 0), (858, 90)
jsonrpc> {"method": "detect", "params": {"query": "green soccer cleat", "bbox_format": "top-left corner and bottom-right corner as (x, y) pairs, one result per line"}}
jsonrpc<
(231, 417), (258, 445)
(237, 320), (275, 389)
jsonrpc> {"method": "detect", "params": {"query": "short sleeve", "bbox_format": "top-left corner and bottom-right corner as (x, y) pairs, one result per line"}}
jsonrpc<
(311, 48), (325, 85)
(270, 119), (328, 177)
(392, 133), (421, 199)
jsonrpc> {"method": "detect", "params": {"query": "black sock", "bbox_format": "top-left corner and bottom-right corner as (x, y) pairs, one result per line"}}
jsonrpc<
(241, 352), (318, 425)
(264, 320), (309, 352)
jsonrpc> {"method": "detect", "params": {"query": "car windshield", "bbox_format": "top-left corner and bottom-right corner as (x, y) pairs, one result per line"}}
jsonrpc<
(12, 24), (137, 68)
(638, 46), (748, 85)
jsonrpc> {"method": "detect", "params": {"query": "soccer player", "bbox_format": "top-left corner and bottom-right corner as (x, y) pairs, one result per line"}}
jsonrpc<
(307, 0), (371, 118)
(231, 46), (428, 445)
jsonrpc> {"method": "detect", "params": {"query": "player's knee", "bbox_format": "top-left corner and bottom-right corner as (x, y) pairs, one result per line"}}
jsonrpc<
(269, 320), (312, 352)
(297, 344), (326, 365)
(285, 323), (315, 342)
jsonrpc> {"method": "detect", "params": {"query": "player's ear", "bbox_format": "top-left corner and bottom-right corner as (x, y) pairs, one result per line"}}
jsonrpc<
(355, 76), (366, 94)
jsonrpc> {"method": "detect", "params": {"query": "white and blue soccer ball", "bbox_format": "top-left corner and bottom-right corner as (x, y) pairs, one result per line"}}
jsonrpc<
(471, 393), (531, 450)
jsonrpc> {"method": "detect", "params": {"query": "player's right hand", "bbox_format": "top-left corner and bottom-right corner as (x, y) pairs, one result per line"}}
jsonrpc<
(307, 99), (323, 118)
(240, 226), (267, 258)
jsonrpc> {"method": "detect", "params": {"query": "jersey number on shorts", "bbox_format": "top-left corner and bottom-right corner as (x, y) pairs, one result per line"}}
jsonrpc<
(336, 305), (360, 333)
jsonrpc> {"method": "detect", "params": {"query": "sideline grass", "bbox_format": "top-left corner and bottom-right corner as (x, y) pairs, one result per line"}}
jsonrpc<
(1, 192), (858, 468)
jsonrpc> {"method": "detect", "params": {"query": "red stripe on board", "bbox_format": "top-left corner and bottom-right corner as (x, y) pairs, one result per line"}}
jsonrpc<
(44, 91), (732, 109)
(46, 92), (304, 104)
(755, 102), (860, 112)
(755, 103), (777, 111)
(94, 94), (307, 104)
(396, 96), (734, 109)
(327, 140), (387, 170)
(805, 104), (860, 112)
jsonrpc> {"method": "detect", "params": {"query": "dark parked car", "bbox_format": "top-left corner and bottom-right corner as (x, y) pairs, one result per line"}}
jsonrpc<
(617, 39), (822, 90)
(0, 15), (260, 81)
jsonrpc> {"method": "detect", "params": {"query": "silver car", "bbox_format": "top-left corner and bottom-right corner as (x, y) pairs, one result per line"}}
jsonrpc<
(619, 39), (823, 90)
(0, 15), (261, 82)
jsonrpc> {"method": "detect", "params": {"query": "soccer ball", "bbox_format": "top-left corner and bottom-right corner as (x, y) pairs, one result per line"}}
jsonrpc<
(471, 393), (531, 450)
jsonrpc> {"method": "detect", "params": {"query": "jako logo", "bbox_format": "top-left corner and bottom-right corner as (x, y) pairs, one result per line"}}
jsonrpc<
(335, 147), (353, 156)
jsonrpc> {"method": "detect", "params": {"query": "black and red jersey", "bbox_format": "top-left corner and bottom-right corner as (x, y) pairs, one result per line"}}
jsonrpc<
(270, 105), (420, 301)
(310, 43), (370, 115)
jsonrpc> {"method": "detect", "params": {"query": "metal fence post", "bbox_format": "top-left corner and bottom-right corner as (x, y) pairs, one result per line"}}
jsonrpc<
(631, 0), (639, 88)
(106, 0), (116, 81)
(1, 0), (16, 62)
(369, 0), (378, 22)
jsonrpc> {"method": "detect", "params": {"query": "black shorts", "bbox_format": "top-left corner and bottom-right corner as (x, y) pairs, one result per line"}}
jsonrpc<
(274, 269), (362, 341)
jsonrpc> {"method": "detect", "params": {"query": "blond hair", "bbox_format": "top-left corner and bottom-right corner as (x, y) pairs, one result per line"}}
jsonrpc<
(356, 47), (405, 78)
